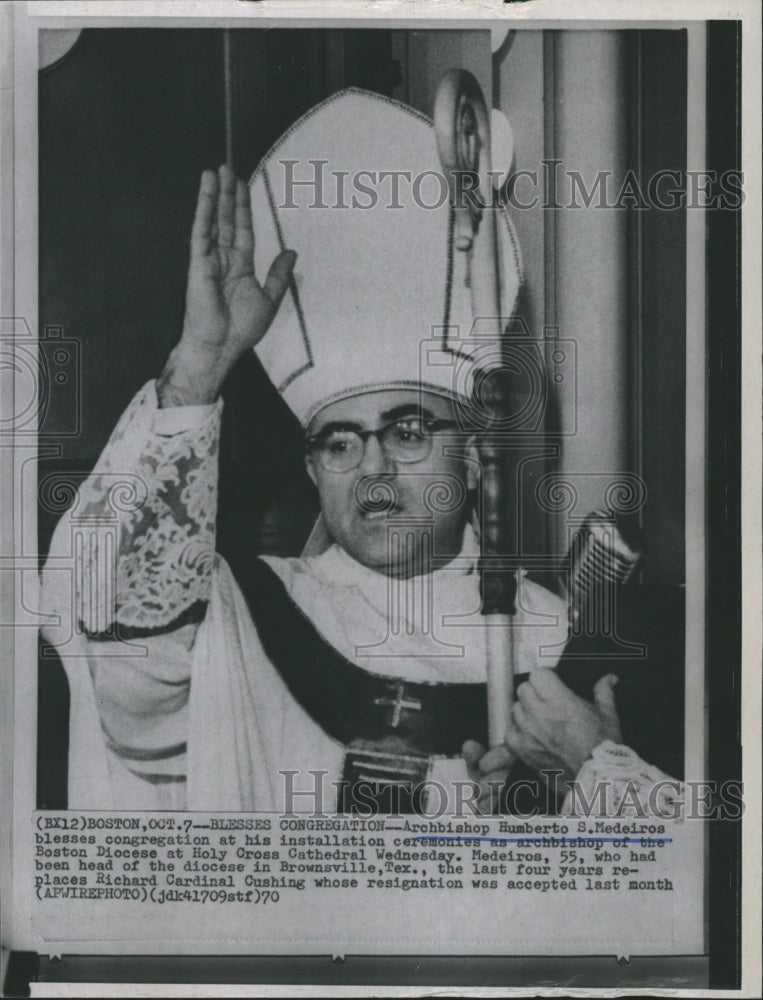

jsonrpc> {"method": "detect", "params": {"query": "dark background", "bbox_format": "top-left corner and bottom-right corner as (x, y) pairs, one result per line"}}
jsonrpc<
(37, 28), (403, 808)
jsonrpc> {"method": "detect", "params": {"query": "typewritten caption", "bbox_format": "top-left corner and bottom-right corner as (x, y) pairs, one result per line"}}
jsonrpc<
(35, 812), (677, 905)
(29, 811), (703, 954)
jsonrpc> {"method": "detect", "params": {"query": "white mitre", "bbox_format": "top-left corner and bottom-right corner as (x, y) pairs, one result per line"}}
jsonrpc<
(250, 87), (522, 427)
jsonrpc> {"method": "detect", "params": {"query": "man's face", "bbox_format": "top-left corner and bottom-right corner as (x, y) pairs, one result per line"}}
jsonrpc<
(305, 389), (477, 577)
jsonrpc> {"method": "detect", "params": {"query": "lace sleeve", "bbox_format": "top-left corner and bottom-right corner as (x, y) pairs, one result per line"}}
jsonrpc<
(560, 741), (683, 818)
(72, 381), (223, 633)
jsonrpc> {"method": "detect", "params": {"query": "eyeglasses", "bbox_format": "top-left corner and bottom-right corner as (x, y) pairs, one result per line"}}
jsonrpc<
(306, 416), (459, 473)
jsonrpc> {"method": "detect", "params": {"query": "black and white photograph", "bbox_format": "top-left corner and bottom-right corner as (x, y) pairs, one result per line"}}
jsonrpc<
(0, 1), (758, 995)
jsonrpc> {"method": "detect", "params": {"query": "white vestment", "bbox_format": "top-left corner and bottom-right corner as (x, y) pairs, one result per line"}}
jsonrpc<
(41, 382), (674, 815)
(39, 382), (573, 812)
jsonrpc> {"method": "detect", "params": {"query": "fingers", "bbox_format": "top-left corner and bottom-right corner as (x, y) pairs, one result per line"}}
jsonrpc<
(190, 170), (218, 258)
(234, 178), (254, 254)
(593, 673), (619, 716)
(504, 723), (526, 760)
(514, 686), (547, 741)
(482, 769), (510, 788)
(512, 700), (535, 738)
(505, 714), (550, 770)
(507, 690), (569, 777)
(504, 702), (524, 755)
(525, 669), (587, 717)
(509, 700), (548, 749)
(517, 678), (543, 713)
(263, 249), (297, 307)
(217, 164), (236, 247)
(461, 740), (512, 776)
(592, 674), (622, 743)
(461, 740), (485, 770)
(461, 740), (513, 813)
(477, 744), (512, 776)
(527, 667), (567, 700)
(190, 166), (236, 252)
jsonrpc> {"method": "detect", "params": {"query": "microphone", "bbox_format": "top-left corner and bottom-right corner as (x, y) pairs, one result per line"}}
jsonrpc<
(560, 510), (645, 636)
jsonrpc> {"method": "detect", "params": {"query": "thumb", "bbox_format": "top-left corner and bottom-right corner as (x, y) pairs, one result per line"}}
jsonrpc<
(593, 673), (619, 718)
(263, 249), (297, 310)
(461, 740), (486, 770)
(503, 712), (523, 759)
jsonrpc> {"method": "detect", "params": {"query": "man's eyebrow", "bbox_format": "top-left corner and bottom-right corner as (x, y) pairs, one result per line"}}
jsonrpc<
(307, 420), (364, 438)
(380, 404), (438, 422)
(308, 407), (444, 437)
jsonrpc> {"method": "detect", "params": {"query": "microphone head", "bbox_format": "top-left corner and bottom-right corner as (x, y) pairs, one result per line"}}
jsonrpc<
(562, 510), (645, 632)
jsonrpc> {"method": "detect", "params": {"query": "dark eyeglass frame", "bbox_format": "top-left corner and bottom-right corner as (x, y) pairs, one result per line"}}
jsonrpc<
(305, 416), (460, 472)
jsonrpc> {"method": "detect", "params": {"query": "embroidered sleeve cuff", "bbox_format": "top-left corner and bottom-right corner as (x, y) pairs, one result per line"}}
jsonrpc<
(561, 741), (683, 817)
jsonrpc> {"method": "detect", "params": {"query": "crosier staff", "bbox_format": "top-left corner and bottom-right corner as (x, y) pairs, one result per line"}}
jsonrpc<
(434, 69), (517, 748)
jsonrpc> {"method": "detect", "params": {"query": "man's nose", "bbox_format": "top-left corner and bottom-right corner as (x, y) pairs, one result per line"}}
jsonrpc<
(359, 433), (396, 475)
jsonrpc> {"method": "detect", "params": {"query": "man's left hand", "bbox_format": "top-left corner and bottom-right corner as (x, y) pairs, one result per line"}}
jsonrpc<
(505, 670), (622, 785)
(462, 740), (513, 814)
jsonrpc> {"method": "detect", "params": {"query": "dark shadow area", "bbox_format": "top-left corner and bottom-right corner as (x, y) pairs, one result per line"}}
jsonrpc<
(37, 26), (398, 808)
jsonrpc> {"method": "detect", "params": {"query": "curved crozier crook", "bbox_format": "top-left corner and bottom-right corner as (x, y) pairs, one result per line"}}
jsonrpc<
(433, 69), (494, 253)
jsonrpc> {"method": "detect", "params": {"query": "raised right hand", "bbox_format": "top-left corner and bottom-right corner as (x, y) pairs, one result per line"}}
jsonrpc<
(158, 164), (296, 406)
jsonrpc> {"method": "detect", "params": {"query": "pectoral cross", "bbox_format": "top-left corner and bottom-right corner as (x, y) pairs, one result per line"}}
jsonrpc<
(374, 683), (422, 728)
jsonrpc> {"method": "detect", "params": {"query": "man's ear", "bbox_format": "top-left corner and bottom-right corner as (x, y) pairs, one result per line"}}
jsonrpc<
(305, 454), (318, 488)
(465, 436), (480, 492)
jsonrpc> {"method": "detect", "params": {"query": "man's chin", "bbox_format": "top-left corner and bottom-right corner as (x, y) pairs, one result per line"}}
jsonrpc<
(342, 535), (427, 579)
